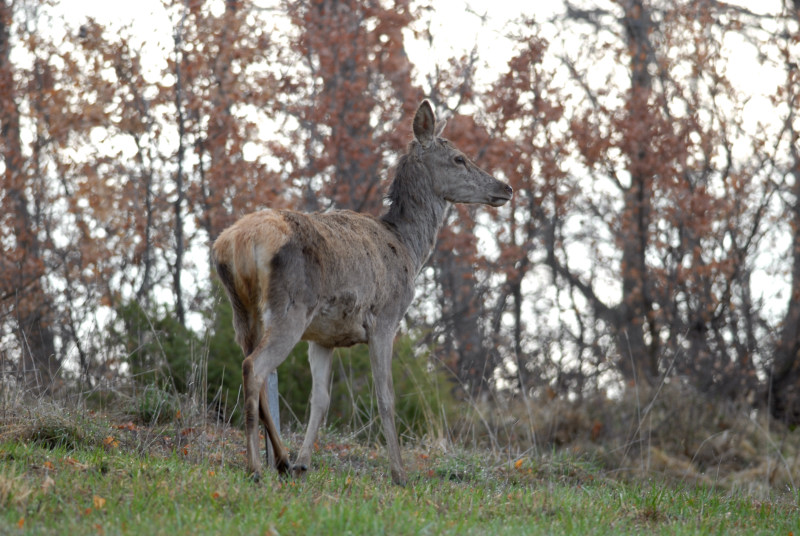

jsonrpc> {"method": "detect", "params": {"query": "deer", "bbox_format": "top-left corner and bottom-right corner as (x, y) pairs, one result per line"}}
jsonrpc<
(212, 100), (512, 485)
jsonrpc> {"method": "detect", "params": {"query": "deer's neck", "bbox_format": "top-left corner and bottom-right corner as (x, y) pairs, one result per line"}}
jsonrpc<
(381, 157), (448, 272)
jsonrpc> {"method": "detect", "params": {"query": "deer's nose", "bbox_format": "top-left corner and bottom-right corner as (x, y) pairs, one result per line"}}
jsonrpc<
(504, 184), (513, 196)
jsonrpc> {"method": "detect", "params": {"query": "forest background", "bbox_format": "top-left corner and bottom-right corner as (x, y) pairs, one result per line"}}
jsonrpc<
(3, 0), (800, 479)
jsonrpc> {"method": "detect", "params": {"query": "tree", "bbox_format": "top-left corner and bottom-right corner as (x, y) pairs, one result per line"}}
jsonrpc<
(420, 53), (517, 398)
(7, 0), (797, 422)
(768, 0), (800, 424)
(477, 0), (776, 399)
(1, 1), (81, 388)
(278, 0), (422, 214)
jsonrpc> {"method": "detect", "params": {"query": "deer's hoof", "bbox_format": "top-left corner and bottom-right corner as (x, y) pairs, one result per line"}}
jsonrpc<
(391, 470), (408, 487)
(292, 464), (308, 477)
(275, 458), (292, 475)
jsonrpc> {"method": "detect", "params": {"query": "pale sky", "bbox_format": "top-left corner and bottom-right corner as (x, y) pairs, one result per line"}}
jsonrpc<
(49, 0), (784, 99)
(49, 1), (542, 86)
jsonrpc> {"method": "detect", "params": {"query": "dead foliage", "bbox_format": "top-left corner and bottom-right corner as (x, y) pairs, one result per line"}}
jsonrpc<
(474, 381), (800, 495)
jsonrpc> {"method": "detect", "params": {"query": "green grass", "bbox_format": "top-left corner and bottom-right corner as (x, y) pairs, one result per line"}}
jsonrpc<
(1, 418), (798, 536)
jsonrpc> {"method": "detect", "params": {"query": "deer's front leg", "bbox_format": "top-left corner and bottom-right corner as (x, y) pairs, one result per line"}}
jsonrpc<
(369, 336), (407, 485)
(295, 342), (334, 473)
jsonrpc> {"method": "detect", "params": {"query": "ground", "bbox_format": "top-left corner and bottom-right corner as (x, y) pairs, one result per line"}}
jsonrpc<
(1, 398), (798, 535)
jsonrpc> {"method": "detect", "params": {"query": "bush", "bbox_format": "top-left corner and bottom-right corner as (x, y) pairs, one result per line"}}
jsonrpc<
(110, 298), (198, 393)
(109, 291), (244, 423)
(204, 287), (248, 422)
(133, 384), (179, 424)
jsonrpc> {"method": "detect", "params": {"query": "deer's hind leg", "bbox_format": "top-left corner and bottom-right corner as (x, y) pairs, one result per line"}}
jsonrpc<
(258, 381), (290, 473)
(242, 306), (308, 480)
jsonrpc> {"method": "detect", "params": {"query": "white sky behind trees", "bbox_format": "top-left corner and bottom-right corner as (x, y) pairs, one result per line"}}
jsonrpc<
(50, 0), (782, 86)
(49, 0), (787, 163)
(47, 0), (786, 145)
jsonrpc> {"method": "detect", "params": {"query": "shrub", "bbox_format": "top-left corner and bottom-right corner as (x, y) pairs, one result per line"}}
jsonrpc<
(133, 384), (179, 424)
(109, 292), (244, 423)
(110, 298), (198, 393)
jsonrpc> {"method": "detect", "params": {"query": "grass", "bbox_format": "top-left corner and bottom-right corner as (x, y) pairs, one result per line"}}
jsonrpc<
(1, 407), (798, 535)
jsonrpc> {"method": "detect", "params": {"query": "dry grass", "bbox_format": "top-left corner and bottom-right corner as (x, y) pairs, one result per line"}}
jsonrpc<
(1, 380), (798, 535)
(3, 366), (799, 500)
(466, 381), (800, 498)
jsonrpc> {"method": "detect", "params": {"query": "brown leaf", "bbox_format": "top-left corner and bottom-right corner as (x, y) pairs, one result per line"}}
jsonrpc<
(64, 457), (88, 470)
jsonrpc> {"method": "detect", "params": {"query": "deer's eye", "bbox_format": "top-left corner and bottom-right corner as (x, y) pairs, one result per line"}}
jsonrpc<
(454, 155), (466, 165)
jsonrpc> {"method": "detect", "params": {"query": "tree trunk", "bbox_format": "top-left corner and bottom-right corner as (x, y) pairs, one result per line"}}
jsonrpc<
(0, 1), (57, 390)
(768, 38), (800, 418)
(615, 0), (659, 383)
(767, 2), (800, 424)
(434, 234), (491, 398)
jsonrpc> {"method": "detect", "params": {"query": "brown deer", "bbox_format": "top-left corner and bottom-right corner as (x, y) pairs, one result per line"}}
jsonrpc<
(212, 100), (512, 485)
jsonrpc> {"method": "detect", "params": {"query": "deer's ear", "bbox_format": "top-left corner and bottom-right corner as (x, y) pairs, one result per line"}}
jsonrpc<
(413, 100), (436, 146)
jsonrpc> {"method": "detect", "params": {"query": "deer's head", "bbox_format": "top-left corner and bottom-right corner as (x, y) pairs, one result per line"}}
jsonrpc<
(412, 100), (512, 207)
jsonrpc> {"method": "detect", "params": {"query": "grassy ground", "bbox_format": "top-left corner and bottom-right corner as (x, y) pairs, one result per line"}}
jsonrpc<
(1, 401), (798, 535)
